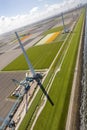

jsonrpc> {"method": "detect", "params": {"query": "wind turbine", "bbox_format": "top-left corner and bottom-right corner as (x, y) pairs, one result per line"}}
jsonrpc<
(15, 32), (54, 106)
(61, 13), (69, 33)
(61, 13), (66, 33)
(72, 13), (75, 21)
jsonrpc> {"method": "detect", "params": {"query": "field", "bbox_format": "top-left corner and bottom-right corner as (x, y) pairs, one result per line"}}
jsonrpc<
(33, 10), (85, 130)
(3, 41), (63, 71)
(43, 26), (63, 35)
(17, 9), (85, 130)
(0, 71), (25, 127)
(1, 8), (85, 130)
(36, 32), (60, 46)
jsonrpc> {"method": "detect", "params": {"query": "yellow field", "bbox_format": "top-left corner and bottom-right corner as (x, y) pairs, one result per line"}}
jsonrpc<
(46, 32), (60, 44)
(20, 35), (31, 41)
(36, 32), (60, 46)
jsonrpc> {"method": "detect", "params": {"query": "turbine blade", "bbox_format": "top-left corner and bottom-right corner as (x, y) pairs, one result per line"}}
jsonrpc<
(12, 79), (20, 85)
(0, 117), (4, 122)
(38, 81), (54, 106)
(15, 32), (35, 76)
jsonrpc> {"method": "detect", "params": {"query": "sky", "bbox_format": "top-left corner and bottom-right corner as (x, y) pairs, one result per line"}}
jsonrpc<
(0, 0), (86, 34)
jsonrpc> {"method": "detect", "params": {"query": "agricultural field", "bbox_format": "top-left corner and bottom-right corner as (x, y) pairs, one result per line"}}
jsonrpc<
(43, 26), (63, 35)
(17, 8), (85, 130)
(0, 7), (85, 130)
(36, 32), (60, 46)
(3, 41), (63, 71)
(33, 10), (85, 130)
(20, 34), (31, 42)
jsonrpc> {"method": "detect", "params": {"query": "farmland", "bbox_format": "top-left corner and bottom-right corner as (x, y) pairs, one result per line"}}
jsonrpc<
(43, 26), (63, 35)
(0, 6), (85, 130)
(3, 41), (63, 71)
(17, 9), (85, 130)
(36, 32), (60, 46)
(33, 9), (85, 130)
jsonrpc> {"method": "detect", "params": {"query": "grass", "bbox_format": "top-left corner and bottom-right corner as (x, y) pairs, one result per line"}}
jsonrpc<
(46, 32), (60, 43)
(43, 26), (63, 35)
(18, 9), (85, 129)
(57, 33), (68, 41)
(18, 29), (71, 130)
(45, 33), (68, 46)
(50, 33), (68, 45)
(5, 8), (84, 130)
(2, 41), (63, 71)
(33, 9), (85, 130)
(18, 28), (71, 130)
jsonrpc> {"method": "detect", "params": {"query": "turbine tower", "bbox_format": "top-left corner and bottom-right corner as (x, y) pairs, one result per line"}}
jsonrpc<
(61, 13), (66, 33)
(15, 32), (54, 106)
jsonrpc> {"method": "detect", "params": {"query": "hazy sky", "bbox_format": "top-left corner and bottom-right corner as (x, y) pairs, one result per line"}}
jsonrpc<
(0, 0), (63, 16)
(0, 0), (86, 34)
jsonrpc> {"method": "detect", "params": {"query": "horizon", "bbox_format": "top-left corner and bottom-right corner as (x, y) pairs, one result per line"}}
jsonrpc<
(0, 0), (86, 35)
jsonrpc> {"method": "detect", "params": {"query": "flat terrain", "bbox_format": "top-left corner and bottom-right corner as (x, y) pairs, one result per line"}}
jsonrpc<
(17, 8), (84, 130)
(0, 11), (75, 71)
(33, 10), (85, 130)
(0, 71), (25, 121)
(0, 8), (82, 130)
(3, 41), (62, 71)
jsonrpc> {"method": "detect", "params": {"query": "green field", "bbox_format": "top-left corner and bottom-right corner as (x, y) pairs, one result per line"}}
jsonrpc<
(56, 33), (68, 42)
(43, 26), (63, 35)
(17, 9), (85, 130)
(2, 8), (85, 130)
(33, 10), (85, 130)
(3, 41), (63, 71)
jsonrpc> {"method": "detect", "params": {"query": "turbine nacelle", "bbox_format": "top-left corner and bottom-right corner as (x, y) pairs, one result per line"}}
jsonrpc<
(33, 73), (43, 80)
(8, 120), (15, 128)
(25, 71), (43, 84)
